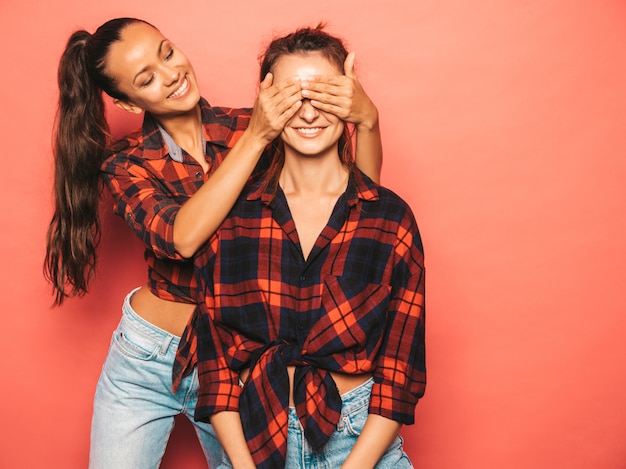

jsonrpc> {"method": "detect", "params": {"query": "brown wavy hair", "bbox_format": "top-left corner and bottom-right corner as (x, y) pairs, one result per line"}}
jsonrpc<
(44, 18), (151, 305)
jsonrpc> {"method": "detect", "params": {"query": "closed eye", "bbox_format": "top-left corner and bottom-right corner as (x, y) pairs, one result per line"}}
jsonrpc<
(141, 74), (155, 87)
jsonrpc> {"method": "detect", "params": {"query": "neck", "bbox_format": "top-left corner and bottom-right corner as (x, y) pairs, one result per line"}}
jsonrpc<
(279, 151), (349, 198)
(155, 104), (203, 152)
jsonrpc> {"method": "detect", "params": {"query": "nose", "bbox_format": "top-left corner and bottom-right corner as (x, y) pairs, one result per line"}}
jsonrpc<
(160, 63), (179, 86)
(298, 99), (319, 122)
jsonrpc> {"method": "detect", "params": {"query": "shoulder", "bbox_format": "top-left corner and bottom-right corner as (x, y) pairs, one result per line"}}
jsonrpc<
(356, 171), (423, 248)
(219, 180), (265, 227)
(203, 104), (253, 127)
(201, 103), (253, 147)
(101, 128), (145, 171)
(357, 171), (415, 220)
(374, 185), (413, 212)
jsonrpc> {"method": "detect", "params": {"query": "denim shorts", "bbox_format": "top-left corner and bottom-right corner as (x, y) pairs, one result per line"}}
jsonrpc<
(219, 377), (412, 468)
(89, 288), (221, 469)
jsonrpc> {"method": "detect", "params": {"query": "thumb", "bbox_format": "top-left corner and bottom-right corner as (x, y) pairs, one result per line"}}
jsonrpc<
(260, 72), (274, 90)
(344, 52), (356, 78)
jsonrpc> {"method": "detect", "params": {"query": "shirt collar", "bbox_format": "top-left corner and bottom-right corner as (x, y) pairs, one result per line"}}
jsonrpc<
(139, 97), (228, 161)
(156, 123), (206, 163)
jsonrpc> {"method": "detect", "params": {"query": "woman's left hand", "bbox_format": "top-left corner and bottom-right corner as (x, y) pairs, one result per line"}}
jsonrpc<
(302, 52), (379, 131)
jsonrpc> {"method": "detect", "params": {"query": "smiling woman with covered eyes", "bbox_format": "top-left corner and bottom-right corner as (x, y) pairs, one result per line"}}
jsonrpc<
(190, 25), (425, 469)
(43, 17), (383, 469)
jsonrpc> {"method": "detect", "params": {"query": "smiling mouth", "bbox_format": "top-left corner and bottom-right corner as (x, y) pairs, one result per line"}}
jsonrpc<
(294, 127), (325, 136)
(168, 76), (189, 99)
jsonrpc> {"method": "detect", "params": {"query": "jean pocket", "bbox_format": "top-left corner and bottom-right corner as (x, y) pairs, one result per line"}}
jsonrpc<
(217, 448), (234, 469)
(113, 328), (160, 361)
(341, 401), (369, 437)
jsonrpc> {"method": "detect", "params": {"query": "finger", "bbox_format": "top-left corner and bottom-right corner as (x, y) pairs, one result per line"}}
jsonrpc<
(277, 79), (304, 98)
(266, 91), (303, 118)
(266, 78), (302, 101)
(302, 89), (349, 107)
(260, 76), (302, 102)
(303, 75), (348, 89)
(267, 99), (303, 134)
(279, 99), (303, 123)
(309, 100), (349, 120)
(302, 82), (350, 105)
(259, 83), (303, 120)
(344, 52), (356, 78)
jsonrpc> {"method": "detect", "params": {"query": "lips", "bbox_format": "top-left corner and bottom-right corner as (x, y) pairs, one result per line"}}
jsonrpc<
(167, 76), (189, 99)
(293, 127), (325, 137)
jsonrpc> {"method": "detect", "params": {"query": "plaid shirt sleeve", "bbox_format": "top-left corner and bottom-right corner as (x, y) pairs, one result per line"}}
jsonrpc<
(369, 208), (426, 424)
(101, 147), (187, 261)
(100, 102), (253, 263)
(194, 235), (242, 416)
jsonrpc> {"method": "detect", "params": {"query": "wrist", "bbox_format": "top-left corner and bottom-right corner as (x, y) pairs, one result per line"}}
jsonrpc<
(239, 127), (272, 153)
(356, 110), (379, 132)
(232, 461), (256, 469)
(228, 451), (256, 469)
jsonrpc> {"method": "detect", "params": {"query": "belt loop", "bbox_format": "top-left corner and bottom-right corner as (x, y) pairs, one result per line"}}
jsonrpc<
(336, 415), (345, 430)
(160, 335), (174, 355)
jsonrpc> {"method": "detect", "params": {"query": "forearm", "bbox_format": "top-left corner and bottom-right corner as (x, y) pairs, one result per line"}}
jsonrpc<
(210, 411), (256, 469)
(173, 130), (267, 258)
(174, 76), (303, 258)
(354, 115), (382, 184)
(341, 414), (401, 469)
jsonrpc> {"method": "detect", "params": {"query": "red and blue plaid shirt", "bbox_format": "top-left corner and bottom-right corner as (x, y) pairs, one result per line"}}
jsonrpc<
(101, 98), (252, 302)
(100, 98), (251, 377)
(191, 170), (426, 468)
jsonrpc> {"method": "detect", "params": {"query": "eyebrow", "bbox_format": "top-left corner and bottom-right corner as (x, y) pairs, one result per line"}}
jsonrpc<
(132, 40), (167, 85)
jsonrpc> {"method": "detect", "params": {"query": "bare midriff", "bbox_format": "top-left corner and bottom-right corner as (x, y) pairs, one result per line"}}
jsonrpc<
(239, 366), (372, 407)
(129, 285), (195, 337)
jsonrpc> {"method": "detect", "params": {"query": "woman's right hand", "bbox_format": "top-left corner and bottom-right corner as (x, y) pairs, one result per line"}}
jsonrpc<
(172, 74), (302, 258)
(246, 73), (303, 145)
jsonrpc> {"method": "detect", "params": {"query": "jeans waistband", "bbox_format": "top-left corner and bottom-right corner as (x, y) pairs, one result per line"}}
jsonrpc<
(288, 377), (374, 428)
(120, 287), (180, 354)
(339, 377), (374, 414)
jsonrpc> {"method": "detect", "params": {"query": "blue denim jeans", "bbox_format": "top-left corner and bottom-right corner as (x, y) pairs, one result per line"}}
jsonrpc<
(89, 288), (221, 469)
(286, 378), (413, 468)
(219, 378), (412, 468)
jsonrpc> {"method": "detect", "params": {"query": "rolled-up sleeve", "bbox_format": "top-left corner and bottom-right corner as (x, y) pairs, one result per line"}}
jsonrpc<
(193, 236), (242, 421)
(101, 154), (188, 261)
(370, 212), (426, 424)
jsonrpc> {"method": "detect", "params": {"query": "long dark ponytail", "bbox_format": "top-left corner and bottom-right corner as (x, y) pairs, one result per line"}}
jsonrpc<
(44, 18), (147, 305)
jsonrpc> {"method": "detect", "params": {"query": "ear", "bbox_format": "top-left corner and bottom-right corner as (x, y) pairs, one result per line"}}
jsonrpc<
(113, 99), (143, 115)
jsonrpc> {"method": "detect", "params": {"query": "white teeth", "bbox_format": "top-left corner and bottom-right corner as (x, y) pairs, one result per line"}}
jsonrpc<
(296, 127), (322, 134)
(168, 77), (188, 99)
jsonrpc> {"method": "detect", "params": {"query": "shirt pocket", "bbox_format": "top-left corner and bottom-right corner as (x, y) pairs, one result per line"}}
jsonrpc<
(307, 276), (392, 355)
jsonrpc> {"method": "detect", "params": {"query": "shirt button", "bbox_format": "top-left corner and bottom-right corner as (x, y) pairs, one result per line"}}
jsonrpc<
(195, 171), (203, 179)
(299, 275), (306, 282)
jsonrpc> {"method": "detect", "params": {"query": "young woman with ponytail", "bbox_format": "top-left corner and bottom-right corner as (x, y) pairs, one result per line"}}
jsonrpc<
(44, 18), (382, 469)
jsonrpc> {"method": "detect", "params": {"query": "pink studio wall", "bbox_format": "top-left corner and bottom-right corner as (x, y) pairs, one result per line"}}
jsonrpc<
(1, 0), (624, 467)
